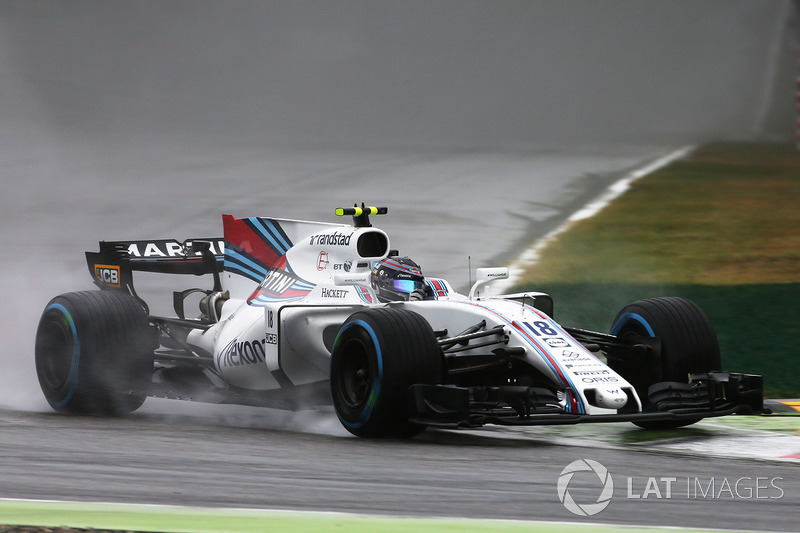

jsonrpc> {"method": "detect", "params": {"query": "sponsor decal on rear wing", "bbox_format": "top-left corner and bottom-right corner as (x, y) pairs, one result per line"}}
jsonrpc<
(86, 239), (224, 290)
(123, 239), (225, 260)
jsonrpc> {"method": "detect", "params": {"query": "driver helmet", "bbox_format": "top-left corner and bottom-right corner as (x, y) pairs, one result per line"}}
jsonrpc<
(371, 257), (426, 302)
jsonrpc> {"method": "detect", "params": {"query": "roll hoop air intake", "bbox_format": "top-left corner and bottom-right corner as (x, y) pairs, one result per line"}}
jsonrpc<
(335, 204), (388, 227)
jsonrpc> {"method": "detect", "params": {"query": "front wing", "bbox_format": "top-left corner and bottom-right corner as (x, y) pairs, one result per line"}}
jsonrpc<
(408, 371), (764, 428)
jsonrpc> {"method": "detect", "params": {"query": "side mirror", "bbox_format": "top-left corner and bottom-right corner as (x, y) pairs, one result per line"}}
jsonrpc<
(469, 267), (509, 300)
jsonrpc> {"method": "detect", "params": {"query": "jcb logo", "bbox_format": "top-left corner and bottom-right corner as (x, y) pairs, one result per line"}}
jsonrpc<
(94, 265), (120, 288)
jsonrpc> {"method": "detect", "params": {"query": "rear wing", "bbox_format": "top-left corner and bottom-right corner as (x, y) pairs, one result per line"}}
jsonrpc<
(86, 238), (224, 292)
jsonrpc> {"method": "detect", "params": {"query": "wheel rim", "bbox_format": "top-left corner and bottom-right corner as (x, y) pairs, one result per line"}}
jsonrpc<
(337, 337), (373, 410)
(37, 316), (74, 391)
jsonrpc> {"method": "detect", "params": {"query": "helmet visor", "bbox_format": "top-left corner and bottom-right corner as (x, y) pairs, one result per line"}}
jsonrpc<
(392, 279), (426, 294)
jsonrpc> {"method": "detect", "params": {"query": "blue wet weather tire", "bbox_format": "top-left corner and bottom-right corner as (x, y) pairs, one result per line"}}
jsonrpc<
(330, 307), (444, 438)
(609, 297), (720, 429)
(35, 290), (156, 415)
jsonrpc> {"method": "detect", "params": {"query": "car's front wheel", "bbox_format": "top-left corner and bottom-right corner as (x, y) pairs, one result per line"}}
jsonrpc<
(609, 297), (720, 429)
(330, 307), (443, 437)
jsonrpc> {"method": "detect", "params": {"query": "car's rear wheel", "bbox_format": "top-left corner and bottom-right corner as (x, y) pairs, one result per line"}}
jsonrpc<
(609, 297), (720, 429)
(330, 307), (443, 437)
(35, 290), (156, 415)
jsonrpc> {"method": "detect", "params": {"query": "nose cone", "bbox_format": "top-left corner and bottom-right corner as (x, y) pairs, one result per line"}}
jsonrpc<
(594, 388), (628, 409)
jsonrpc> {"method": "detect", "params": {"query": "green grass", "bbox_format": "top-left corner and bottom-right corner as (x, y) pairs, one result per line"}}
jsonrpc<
(517, 143), (800, 285)
(511, 143), (800, 397)
(521, 282), (799, 398)
(0, 500), (741, 533)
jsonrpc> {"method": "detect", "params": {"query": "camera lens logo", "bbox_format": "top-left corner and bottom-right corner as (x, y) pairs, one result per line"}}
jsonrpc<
(557, 459), (614, 516)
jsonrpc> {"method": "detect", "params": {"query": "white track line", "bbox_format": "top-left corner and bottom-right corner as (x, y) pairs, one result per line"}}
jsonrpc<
(495, 145), (695, 293)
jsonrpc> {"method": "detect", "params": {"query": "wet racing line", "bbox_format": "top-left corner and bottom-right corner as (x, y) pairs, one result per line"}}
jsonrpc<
(0, 403), (797, 533)
(463, 402), (800, 463)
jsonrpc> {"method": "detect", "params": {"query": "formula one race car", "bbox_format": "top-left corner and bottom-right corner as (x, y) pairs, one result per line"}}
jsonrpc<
(35, 206), (764, 437)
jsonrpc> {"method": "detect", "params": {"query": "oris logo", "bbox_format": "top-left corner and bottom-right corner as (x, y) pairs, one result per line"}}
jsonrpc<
(94, 265), (120, 288)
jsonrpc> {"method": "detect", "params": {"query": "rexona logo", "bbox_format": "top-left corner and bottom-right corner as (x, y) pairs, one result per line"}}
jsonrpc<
(557, 459), (614, 516)
(309, 232), (352, 246)
(94, 264), (121, 288)
(217, 336), (277, 368)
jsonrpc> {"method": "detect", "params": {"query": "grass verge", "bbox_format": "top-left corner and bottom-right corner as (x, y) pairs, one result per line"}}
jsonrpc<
(0, 499), (740, 533)
(510, 143), (800, 397)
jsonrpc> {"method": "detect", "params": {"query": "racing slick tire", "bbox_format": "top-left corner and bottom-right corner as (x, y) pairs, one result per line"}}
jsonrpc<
(35, 290), (156, 415)
(330, 307), (444, 438)
(609, 297), (720, 430)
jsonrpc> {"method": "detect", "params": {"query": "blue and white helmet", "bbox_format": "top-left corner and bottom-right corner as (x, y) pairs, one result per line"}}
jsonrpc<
(371, 257), (426, 302)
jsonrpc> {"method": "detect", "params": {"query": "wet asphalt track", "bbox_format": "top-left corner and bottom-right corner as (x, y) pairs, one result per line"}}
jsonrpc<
(2, 2), (798, 531)
(0, 406), (798, 531)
